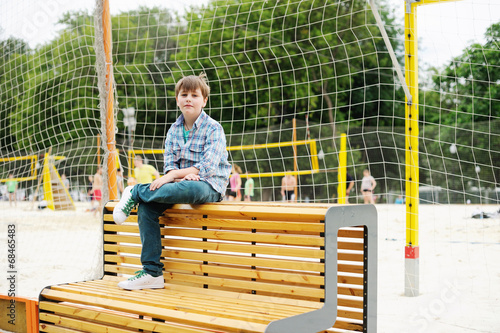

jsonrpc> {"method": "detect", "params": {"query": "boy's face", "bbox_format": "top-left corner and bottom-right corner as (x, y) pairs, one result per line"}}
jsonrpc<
(176, 88), (208, 118)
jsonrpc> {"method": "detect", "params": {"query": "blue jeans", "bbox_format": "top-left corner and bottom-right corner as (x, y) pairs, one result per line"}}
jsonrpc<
(131, 180), (221, 276)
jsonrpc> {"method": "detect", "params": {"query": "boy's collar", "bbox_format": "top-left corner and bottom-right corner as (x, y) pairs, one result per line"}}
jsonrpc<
(176, 109), (207, 129)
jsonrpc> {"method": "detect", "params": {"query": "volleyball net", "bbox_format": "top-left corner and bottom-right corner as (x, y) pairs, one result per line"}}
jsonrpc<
(0, 0), (498, 204)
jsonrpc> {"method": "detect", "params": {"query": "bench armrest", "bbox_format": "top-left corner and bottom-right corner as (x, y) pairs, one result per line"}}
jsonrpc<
(265, 205), (378, 333)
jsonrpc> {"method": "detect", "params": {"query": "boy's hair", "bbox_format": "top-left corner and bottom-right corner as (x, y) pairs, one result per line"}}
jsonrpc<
(175, 73), (210, 99)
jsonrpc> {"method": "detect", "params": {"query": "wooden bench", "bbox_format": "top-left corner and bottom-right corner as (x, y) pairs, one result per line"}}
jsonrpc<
(39, 201), (377, 333)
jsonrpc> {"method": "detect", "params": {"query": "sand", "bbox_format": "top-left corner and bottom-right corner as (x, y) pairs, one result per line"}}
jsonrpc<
(0, 201), (499, 332)
(0, 201), (103, 300)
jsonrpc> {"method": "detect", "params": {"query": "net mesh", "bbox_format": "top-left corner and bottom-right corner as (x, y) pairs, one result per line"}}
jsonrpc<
(2, 1), (497, 204)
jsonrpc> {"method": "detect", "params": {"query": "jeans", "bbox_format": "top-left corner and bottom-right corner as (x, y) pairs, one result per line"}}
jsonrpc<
(131, 180), (221, 276)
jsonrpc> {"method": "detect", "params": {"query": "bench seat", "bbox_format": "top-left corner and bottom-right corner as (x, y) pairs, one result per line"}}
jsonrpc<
(39, 201), (377, 333)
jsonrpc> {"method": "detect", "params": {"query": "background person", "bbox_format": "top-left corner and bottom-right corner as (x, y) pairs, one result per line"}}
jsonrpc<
(395, 195), (405, 204)
(227, 164), (242, 201)
(281, 170), (296, 202)
(345, 172), (354, 203)
(61, 173), (70, 189)
(361, 169), (376, 204)
(86, 175), (95, 211)
(6, 173), (18, 207)
(244, 171), (254, 201)
(116, 168), (125, 198)
(92, 167), (103, 215)
(134, 155), (160, 184)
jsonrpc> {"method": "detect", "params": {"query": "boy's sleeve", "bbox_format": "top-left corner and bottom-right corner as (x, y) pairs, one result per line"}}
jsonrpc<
(194, 124), (227, 178)
(163, 129), (178, 174)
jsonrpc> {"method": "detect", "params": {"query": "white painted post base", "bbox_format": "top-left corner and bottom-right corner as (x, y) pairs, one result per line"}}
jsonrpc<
(405, 245), (419, 297)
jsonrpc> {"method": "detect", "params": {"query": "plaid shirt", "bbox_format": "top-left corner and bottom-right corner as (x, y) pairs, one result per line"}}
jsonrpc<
(164, 110), (231, 195)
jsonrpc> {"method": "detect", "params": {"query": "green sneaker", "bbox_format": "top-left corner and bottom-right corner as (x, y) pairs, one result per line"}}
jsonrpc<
(118, 270), (164, 290)
(113, 186), (137, 224)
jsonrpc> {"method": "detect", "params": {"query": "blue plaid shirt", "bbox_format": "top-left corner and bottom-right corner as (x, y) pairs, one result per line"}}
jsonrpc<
(164, 110), (231, 195)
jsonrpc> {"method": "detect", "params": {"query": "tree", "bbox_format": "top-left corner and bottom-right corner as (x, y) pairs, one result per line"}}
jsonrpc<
(9, 12), (99, 151)
(8, 7), (180, 151)
(420, 22), (500, 193)
(0, 37), (31, 151)
(170, 0), (404, 135)
(161, 0), (405, 198)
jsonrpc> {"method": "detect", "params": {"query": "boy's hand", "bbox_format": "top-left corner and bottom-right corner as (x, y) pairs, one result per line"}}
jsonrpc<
(182, 174), (200, 181)
(150, 174), (174, 191)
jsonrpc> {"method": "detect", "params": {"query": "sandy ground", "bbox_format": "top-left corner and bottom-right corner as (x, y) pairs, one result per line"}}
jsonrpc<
(0, 201), (103, 300)
(0, 201), (499, 332)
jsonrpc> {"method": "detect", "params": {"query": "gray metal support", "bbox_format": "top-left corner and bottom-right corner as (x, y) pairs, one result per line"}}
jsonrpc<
(265, 204), (378, 333)
(368, 0), (412, 104)
(405, 257), (420, 296)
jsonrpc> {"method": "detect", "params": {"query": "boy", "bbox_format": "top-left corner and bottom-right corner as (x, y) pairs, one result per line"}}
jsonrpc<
(113, 74), (231, 290)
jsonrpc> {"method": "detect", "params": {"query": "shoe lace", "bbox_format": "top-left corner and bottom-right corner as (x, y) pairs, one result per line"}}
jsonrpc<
(129, 270), (147, 281)
(122, 198), (137, 215)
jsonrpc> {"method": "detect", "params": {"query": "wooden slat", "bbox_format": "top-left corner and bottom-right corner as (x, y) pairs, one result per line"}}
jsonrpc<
(105, 236), (325, 259)
(104, 233), (363, 253)
(103, 244), (363, 267)
(39, 302), (207, 333)
(156, 279), (366, 311)
(330, 319), (364, 331)
(103, 224), (140, 233)
(41, 289), (268, 333)
(106, 201), (330, 222)
(104, 234), (141, 245)
(105, 237), (362, 259)
(106, 254), (325, 285)
(163, 228), (324, 246)
(39, 323), (87, 333)
(60, 279), (321, 317)
(40, 312), (137, 333)
(163, 217), (325, 233)
(165, 250), (324, 271)
(104, 244), (142, 255)
(106, 252), (324, 274)
(164, 250), (325, 270)
(105, 254), (363, 287)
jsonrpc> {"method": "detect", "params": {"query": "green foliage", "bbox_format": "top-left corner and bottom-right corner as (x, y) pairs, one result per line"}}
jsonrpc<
(7, 12), (99, 151)
(171, 0), (403, 135)
(0, 37), (30, 151)
(420, 22), (500, 192)
(2, 1), (496, 202)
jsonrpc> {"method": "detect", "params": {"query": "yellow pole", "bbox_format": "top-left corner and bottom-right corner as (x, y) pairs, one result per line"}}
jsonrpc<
(337, 134), (347, 204)
(102, 0), (118, 200)
(404, 0), (461, 297)
(404, 0), (420, 298)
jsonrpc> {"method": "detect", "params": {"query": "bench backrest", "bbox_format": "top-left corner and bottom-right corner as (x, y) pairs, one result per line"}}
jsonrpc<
(104, 201), (372, 332)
